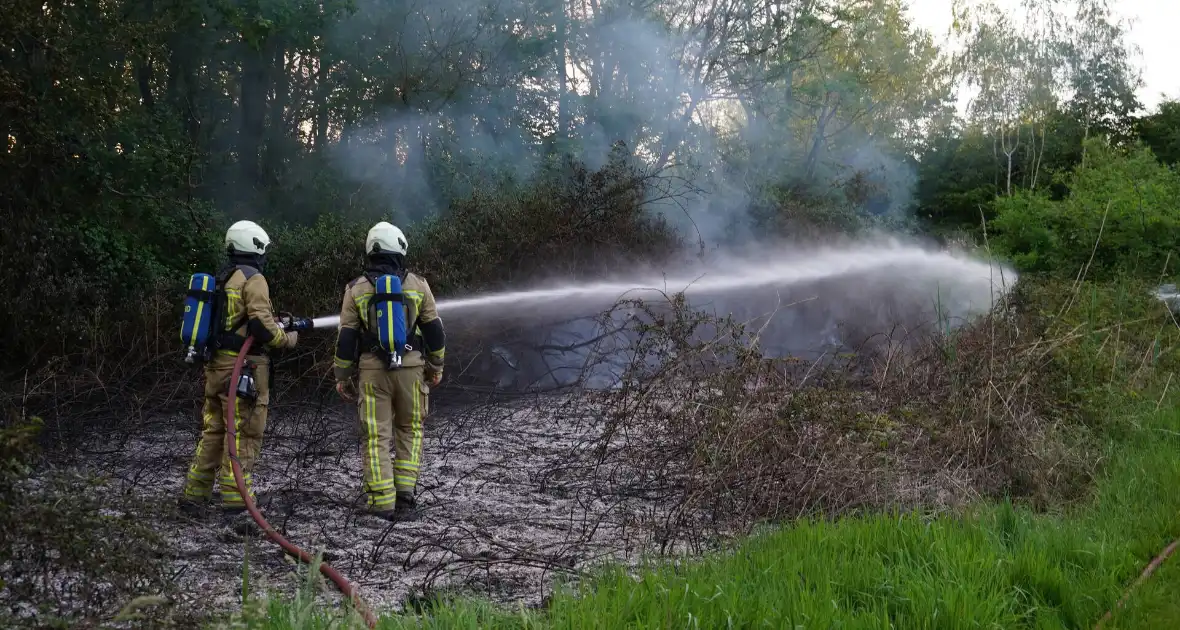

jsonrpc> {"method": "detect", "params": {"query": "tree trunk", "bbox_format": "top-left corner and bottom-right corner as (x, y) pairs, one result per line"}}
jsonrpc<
(136, 57), (155, 113)
(314, 58), (332, 152)
(556, 0), (569, 143)
(238, 38), (272, 190)
(263, 38), (289, 185)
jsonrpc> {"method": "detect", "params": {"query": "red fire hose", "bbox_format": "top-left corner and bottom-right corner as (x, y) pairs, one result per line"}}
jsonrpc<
(226, 336), (378, 628)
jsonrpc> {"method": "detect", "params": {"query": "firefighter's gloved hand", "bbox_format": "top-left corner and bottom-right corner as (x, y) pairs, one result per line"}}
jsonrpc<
(336, 380), (356, 402)
(281, 331), (299, 349)
(426, 362), (443, 387)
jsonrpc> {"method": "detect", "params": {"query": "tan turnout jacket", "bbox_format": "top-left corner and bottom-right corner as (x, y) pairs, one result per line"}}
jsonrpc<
(333, 272), (443, 381)
(218, 266), (290, 355)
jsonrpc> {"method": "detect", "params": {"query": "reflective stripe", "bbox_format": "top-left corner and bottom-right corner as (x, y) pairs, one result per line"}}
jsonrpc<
(224, 288), (243, 331)
(233, 396), (244, 473)
(366, 478), (396, 492)
(383, 276), (396, 349)
(412, 379), (423, 469)
(405, 291), (423, 332)
(368, 493), (396, 508)
(362, 383), (382, 487)
(188, 274), (210, 347)
(220, 471), (254, 505)
(183, 408), (217, 497)
(354, 294), (372, 329)
(395, 379), (424, 491)
(266, 328), (286, 349)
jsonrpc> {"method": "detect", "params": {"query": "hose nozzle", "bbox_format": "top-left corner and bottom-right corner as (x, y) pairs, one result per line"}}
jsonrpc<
(278, 313), (315, 331)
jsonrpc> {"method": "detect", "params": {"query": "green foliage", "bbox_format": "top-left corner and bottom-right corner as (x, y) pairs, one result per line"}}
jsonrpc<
(412, 147), (681, 294)
(1008, 276), (1180, 430)
(915, 127), (999, 228)
(991, 140), (1180, 276)
(0, 470), (174, 627)
(0, 415), (42, 482)
(1136, 100), (1180, 166)
(267, 215), (369, 317)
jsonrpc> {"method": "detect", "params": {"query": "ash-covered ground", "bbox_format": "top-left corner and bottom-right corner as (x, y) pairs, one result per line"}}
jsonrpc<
(69, 390), (686, 621)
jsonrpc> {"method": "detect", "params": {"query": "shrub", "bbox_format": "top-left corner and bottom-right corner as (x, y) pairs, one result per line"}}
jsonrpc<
(991, 140), (1180, 277)
(412, 144), (681, 294)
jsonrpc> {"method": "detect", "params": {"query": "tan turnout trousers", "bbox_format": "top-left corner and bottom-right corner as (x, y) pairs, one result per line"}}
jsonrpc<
(183, 354), (271, 508)
(356, 363), (430, 510)
(335, 271), (443, 511)
(182, 266), (291, 508)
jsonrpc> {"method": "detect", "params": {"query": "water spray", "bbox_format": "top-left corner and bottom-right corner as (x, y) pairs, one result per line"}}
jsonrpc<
(292, 243), (1015, 329)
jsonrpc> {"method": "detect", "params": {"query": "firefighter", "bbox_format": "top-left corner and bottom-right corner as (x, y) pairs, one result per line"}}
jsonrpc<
(333, 221), (446, 520)
(178, 220), (298, 518)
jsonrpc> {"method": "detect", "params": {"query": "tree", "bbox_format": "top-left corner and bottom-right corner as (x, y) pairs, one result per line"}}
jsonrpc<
(1136, 100), (1180, 166)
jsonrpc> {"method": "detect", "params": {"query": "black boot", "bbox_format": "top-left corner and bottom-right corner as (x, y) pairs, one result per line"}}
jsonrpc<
(221, 506), (260, 537)
(394, 491), (418, 519)
(368, 508), (398, 522)
(177, 497), (208, 519)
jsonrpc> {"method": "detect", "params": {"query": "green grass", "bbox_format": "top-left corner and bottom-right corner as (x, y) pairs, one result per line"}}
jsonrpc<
(231, 401), (1180, 630)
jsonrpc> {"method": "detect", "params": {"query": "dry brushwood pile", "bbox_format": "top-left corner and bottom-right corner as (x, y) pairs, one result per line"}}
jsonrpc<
(0, 283), (1091, 627)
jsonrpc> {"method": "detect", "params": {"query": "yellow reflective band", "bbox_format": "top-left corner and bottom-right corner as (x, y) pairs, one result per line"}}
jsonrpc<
(411, 378), (423, 468)
(355, 294), (371, 328)
(267, 329), (285, 348)
(188, 274), (210, 347)
(363, 383), (381, 485)
(367, 478), (396, 492)
(405, 292), (423, 319)
(384, 276), (395, 348)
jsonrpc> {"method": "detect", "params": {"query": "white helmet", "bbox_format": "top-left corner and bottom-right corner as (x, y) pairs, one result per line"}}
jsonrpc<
(366, 221), (408, 256)
(225, 220), (270, 255)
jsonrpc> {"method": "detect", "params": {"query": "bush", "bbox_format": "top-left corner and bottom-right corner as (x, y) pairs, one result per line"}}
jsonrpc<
(544, 269), (1180, 543)
(0, 416), (174, 628)
(991, 140), (1180, 277)
(412, 144), (681, 294)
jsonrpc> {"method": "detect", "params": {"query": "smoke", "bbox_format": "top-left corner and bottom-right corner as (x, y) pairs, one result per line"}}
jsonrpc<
(325, 0), (933, 241)
(322, 0), (966, 387)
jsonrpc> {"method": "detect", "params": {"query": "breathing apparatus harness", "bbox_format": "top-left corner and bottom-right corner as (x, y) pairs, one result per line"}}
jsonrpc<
(181, 263), (250, 364)
(358, 257), (423, 371)
(180, 257), (312, 365)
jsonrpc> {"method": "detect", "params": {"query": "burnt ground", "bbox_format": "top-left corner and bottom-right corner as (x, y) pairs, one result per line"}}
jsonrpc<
(63, 390), (689, 622)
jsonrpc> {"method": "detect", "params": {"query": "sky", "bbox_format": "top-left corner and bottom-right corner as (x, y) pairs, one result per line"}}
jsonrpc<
(905, 0), (1180, 112)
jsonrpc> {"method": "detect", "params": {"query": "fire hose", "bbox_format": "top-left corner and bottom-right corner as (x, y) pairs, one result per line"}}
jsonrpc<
(226, 332), (378, 629)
